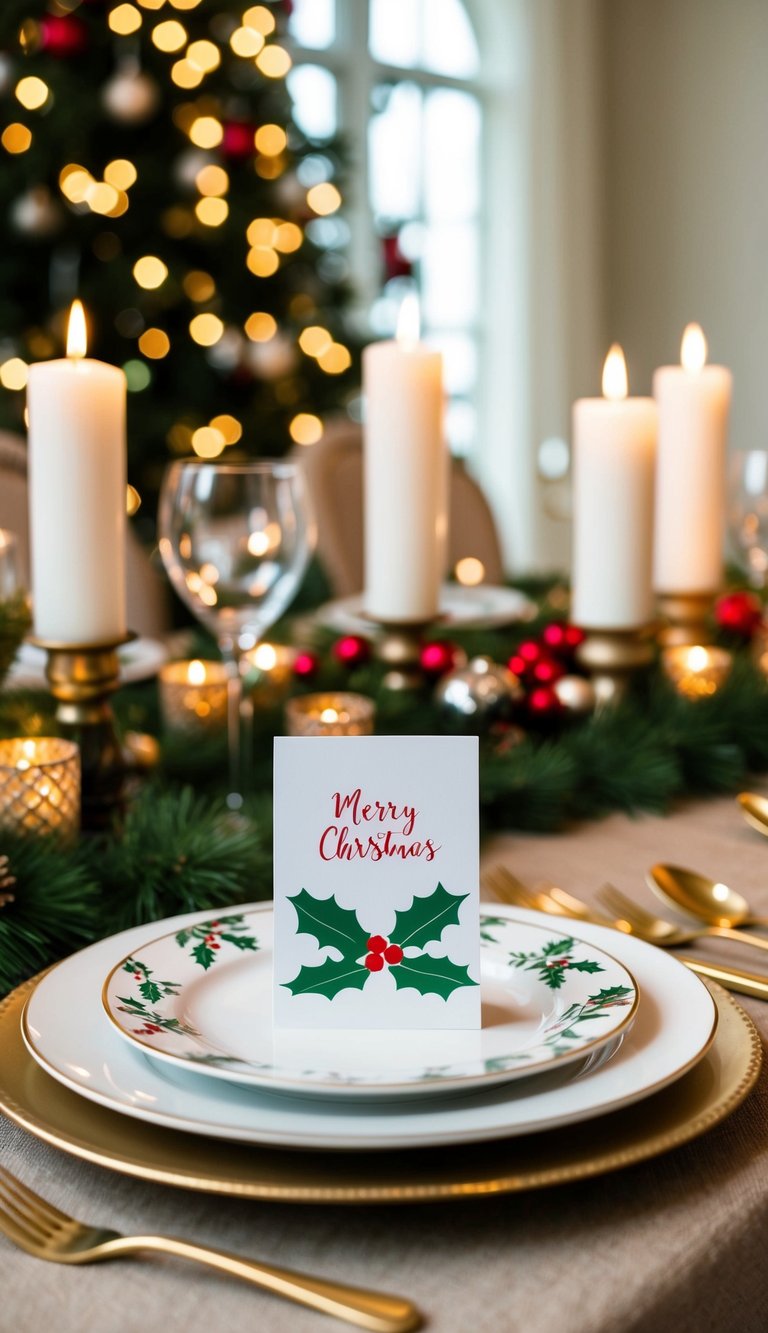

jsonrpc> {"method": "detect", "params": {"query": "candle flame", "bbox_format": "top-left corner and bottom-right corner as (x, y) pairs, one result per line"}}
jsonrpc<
(320, 708), (339, 723)
(252, 643), (277, 671)
(66, 300), (87, 359)
(602, 344), (628, 401)
(187, 659), (207, 686)
(681, 322), (707, 372)
(396, 292), (420, 345)
(685, 645), (710, 672)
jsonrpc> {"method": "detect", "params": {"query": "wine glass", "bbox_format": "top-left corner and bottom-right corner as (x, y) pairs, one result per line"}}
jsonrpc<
(727, 451), (768, 588)
(159, 461), (316, 807)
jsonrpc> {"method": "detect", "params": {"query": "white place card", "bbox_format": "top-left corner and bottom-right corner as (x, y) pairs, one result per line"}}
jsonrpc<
(273, 735), (480, 1029)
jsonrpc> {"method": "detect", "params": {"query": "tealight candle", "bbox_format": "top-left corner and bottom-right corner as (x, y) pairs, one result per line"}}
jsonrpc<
(285, 692), (376, 737)
(159, 659), (228, 735)
(661, 644), (733, 699)
(0, 737), (80, 844)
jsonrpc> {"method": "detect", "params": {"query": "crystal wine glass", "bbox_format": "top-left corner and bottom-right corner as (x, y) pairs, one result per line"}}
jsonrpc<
(727, 450), (768, 588)
(159, 460), (316, 807)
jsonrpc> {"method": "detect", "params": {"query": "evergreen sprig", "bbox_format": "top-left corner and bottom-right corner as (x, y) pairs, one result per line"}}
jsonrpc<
(0, 836), (99, 995)
(0, 592), (32, 689)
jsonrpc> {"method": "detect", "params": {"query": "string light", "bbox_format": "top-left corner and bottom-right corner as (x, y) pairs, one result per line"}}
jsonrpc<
(59, 165), (93, 204)
(274, 222), (303, 253)
(133, 255), (169, 289)
(243, 6), (275, 35)
(255, 155), (285, 180)
(210, 414), (242, 445)
(106, 190), (130, 218)
(255, 46), (292, 79)
(168, 0), (204, 8)
(15, 77), (49, 111)
(137, 0), (164, 9)
(108, 4), (142, 35)
(152, 19), (187, 51)
(230, 27), (264, 57)
(254, 124), (287, 156)
(171, 61), (203, 88)
(0, 358), (29, 391)
(138, 327), (171, 358)
(189, 313), (224, 346)
(187, 39), (220, 72)
(2, 123), (32, 154)
(86, 181), (120, 215)
(306, 183), (342, 216)
(289, 413), (323, 445)
(246, 247), (279, 277)
(247, 217), (277, 246)
(104, 159), (137, 190)
(195, 164), (229, 196)
(123, 359), (152, 391)
(245, 312), (277, 341)
(183, 270), (215, 301)
(317, 343), (351, 374)
(191, 425), (225, 458)
(195, 197), (228, 226)
(299, 326), (332, 358)
(189, 116), (223, 148)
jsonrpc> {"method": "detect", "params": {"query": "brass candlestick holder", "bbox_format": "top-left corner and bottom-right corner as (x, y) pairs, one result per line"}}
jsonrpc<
(656, 592), (716, 647)
(575, 626), (655, 708)
(370, 619), (433, 691)
(31, 632), (135, 831)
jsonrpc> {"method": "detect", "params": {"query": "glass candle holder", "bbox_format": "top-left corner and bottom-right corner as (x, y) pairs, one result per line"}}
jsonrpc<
(242, 642), (298, 706)
(285, 692), (376, 737)
(661, 644), (733, 699)
(159, 659), (228, 735)
(0, 737), (80, 844)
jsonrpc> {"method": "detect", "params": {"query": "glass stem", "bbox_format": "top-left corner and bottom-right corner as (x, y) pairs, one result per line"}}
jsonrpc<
(224, 654), (252, 810)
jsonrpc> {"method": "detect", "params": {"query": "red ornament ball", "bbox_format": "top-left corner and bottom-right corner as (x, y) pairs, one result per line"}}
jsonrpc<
(333, 634), (371, 668)
(365, 952), (385, 972)
(383, 944), (404, 965)
(715, 591), (763, 639)
(541, 620), (586, 660)
(221, 121), (255, 161)
(516, 639), (543, 664)
(420, 640), (461, 677)
(530, 655), (566, 686)
(40, 14), (87, 56)
(366, 935), (387, 955)
(293, 650), (319, 679)
(527, 686), (564, 719)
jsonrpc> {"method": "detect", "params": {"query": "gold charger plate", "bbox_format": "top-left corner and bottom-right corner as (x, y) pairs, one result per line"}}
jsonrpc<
(0, 975), (761, 1203)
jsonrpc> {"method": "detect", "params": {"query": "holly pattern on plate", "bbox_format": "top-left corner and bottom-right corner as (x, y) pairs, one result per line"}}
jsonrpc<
(283, 882), (478, 1001)
(173, 913), (260, 971)
(508, 935), (605, 990)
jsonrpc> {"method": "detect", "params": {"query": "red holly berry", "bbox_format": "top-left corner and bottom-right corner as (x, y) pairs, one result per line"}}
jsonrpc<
(547, 958), (571, 968)
(383, 944), (404, 965)
(531, 655), (565, 685)
(365, 952), (384, 971)
(715, 591), (763, 639)
(516, 640), (543, 664)
(333, 634), (371, 668)
(527, 686), (564, 719)
(420, 640), (461, 677)
(293, 650), (320, 679)
(211, 942), (220, 950)
(367, 934), (387, 954)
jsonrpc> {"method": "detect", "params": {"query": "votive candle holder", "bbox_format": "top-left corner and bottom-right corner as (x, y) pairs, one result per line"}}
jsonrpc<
(0, 737), (80, 844)
(661, 644), (733, 699)
(285, 692), (375, 737)
(159, 659), (228, 735)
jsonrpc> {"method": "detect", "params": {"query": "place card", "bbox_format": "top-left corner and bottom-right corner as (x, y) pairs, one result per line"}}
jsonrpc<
(273, 735), (480, 1029)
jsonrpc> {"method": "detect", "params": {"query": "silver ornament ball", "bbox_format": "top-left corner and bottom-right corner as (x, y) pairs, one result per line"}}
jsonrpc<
(435, 656), (522, 730)
(103, 65), (159, 125)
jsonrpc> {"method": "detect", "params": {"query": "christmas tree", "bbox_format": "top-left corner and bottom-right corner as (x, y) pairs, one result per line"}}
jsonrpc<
(0, 0), (356, 526)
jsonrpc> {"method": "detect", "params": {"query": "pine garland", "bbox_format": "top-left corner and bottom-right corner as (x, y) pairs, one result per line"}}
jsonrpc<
(0, 592), (31, 689)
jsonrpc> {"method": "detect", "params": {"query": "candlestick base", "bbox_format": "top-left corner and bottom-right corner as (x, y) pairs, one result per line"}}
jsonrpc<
(30, 632), (136, 831)
(656, 592), (716, 647)
(575, 627), (655, 708)
(371, 619), (433, 691)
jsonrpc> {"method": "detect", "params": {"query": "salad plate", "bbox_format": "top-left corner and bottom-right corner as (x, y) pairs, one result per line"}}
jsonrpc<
(315, 584), (537, 634)
(102, 909), (638, 1098)
(22, 904), (717, 1152)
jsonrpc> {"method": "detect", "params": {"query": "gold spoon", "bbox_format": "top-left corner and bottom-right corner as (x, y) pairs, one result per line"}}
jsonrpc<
(647, 862), (768, 931)
(737, 791), (768, 838)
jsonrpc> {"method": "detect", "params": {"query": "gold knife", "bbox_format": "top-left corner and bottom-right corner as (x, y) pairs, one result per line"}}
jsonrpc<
(680, 956), (768, 1000)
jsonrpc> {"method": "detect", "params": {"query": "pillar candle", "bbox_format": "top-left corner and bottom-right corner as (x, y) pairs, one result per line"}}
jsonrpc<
(653, 324), (732, 594)
(363, 297), (447, 623)
(572, 345), (658, 629)
(27, 300), (127, 644)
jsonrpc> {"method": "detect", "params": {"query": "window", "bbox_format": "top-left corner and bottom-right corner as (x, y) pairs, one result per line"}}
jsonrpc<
(288, 0), (485, 457)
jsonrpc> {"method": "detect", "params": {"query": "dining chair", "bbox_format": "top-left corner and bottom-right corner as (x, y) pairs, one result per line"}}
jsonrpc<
(0, 430), (170, 636)
(293, 416), (506, 597)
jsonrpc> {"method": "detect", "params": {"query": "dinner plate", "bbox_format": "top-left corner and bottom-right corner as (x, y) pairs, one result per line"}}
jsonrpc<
(102, 910), (638, 1099)
(9, 636), (168, 687)
(315, 584), (537, 634)
(2, 976), (758, 1201)
(23, 904), (717, 1151)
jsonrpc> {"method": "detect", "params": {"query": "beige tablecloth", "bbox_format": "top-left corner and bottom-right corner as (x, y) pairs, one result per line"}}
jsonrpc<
(3, 793), (768, 1333)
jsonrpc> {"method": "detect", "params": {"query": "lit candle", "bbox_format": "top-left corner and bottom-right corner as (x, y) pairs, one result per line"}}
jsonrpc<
(159, 659), (229, 734)
(0, 737), (80, 844)
(661, 644), (733, 698)
(572, 346), (658, 628)
(363, 296), (447, 623)
(27, 300), (127, 644)
(653, 324), (732, 595)
(285, 691), (375, 737)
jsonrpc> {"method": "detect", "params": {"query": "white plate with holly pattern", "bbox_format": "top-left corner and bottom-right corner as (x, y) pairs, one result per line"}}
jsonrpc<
(100, 907), (639, 1099)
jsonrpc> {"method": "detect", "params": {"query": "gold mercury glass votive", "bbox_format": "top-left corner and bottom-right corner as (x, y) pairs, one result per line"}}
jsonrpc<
(661, 644), (733, 699)
(285, 692), (376, 737)
(0, 737), (80, 844)
(159, 660), (229, 735)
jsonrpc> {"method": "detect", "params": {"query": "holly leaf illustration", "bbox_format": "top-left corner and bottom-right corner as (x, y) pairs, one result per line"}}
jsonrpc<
(282, 956), (369, 1000)
(288, 889), (368, 960)
(192, 942), (216, 970)
(139, 980), (163, 1004)
(391, 953), (478, 1000)
(390, 883), (469, 951)
(219, 933), (259, 951)
(568, 960), (604, 975)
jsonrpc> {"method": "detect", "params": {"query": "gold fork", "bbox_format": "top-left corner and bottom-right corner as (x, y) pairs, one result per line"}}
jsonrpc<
(0, 1164), (422, 1333)
(596, 883), (768, 956)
